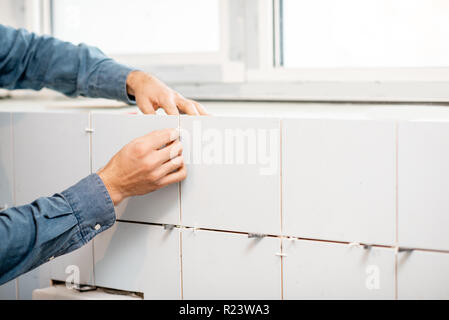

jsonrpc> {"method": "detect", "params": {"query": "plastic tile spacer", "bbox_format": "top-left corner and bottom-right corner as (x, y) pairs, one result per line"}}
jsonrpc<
(275, 252), (287, 257)
(163, 224), (175, 230)
(348, 242), (361, 248)
(248, 233), (266, 239)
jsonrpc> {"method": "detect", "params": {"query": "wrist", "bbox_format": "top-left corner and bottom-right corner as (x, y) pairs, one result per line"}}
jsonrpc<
(126, 70), (146, 97)
(97, 170), (124, 206)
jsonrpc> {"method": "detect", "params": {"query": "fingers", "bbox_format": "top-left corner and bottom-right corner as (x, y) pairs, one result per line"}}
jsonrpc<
(141, 128), (180, 150)
(136, 96), (156, 114)
(175, 95), (209, 116)
(131, 72), (207, 116)
(176, 97), (199, 115)
(139, 91), (207, 116)
(157, 140), (183, 162)
(160, 97), (179, 115)
(153, 155), (184, 178)
(191, 100), (209, 115)
(157, 164), (187, 187)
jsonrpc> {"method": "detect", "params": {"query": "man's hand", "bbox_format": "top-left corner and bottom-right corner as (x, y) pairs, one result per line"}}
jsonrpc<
(97, 128), (186, 206)
(126, 71), (208, 116)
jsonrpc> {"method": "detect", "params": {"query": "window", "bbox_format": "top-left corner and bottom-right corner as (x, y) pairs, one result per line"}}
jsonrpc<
(50, 0), (230, 83)
(51, 0), (220, 55)
(5, 0), (449, 101)
(281, 0), (449, 68)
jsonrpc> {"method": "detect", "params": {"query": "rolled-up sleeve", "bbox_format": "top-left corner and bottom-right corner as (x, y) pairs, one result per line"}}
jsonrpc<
(0, 174), (116, 285)
(0, 24), (136, 104)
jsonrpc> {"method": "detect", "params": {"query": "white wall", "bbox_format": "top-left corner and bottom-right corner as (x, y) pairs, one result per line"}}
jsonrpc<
(0, 0), (26, 28)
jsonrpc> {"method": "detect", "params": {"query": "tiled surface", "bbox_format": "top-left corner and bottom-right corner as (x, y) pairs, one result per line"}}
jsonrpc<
(398, 250), (449, 299)
(0, 280), (16, 300)
(4, 110), (449, 299)
(12, 112), (90, 298)
(94, 222), (181, 299)
(13, 112), (90, 203)
(0, 112), (13, 208)
(49, 242), (94, 286)
(180, 116), (280, 234)
(398, 121), (449, 251)
(17, 266), (51, 300)
(182, 229), (281, 299)
(91, 114), (180, 225)
(0, 113), (20, 299)
(282, 119), (396, 245)
(283, 239), (395, 299)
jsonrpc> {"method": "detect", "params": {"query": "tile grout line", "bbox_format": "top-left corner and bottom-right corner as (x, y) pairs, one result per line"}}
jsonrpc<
(279, 119), (284, 300)
(394, 121), (399, 300)
(179, 229), (184, 300)
(178, 113), (182, 225)
(10, 113), (19, 300)
(117, 219), (449, 260)
(10, 113), (16, 207)
(118, 217), (448, 249)
(116, 219), (449, 252)
(178, 114), (184, 300)
(89, 112), (96, 286)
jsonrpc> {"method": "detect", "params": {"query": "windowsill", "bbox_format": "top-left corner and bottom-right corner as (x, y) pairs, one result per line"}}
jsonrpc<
(170, 81), (449, 104)
(3, 94), (449, 122)
(4, 79), (449, 107)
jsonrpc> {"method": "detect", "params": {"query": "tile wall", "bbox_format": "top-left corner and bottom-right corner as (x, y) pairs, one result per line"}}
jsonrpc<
(1, 111), (448, 299)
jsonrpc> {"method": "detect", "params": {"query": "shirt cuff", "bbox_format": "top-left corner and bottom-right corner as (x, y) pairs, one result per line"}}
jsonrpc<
(95, 60), (137, 105)
(61, 173), (116, 244)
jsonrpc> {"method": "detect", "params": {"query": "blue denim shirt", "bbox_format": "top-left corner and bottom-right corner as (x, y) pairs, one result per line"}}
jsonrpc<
(0, 25), (135, 284)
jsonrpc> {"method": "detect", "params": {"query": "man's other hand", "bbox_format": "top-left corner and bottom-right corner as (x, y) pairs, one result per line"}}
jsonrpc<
(126, 71), (208, 116)
(97, 128), (186, 205)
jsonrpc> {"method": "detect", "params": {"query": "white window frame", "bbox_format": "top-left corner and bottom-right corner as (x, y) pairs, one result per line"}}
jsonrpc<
(249, 0), (449, 83)
(48, 0), (245, 84)
(235, 0), (449, 103)
(19, 0), (449, 102)
(12, 0), (52, 35)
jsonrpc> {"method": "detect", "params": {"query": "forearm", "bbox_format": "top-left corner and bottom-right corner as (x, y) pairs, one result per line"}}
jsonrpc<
(0, 174), (116, 285)
(0, 24), (136, 103)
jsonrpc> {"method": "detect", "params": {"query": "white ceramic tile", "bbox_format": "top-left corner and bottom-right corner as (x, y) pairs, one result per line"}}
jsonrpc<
(17, 265), (51, 300)
(0, 113), (14, 299)
(0, 280), (16, 300)
(91, 113), (180, 225)
(49, 242), (94, 286)
(283, 240), (395, 299)
(282, 119), (396, 245)
(0, 112), (13, 208)
(180, 116), (280, 234)
(398, 121), (449, 251)
(13, 112), (91, 298)
(397, 250), (449, 299)
(182, 229), (281, 299)
(13, 112), (90, 203)
(94, 221), (180, 299)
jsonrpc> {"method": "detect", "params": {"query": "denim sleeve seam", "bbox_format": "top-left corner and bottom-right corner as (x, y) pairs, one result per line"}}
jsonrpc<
(58, 191), (89, 245)
(95, 173), (115, 223)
